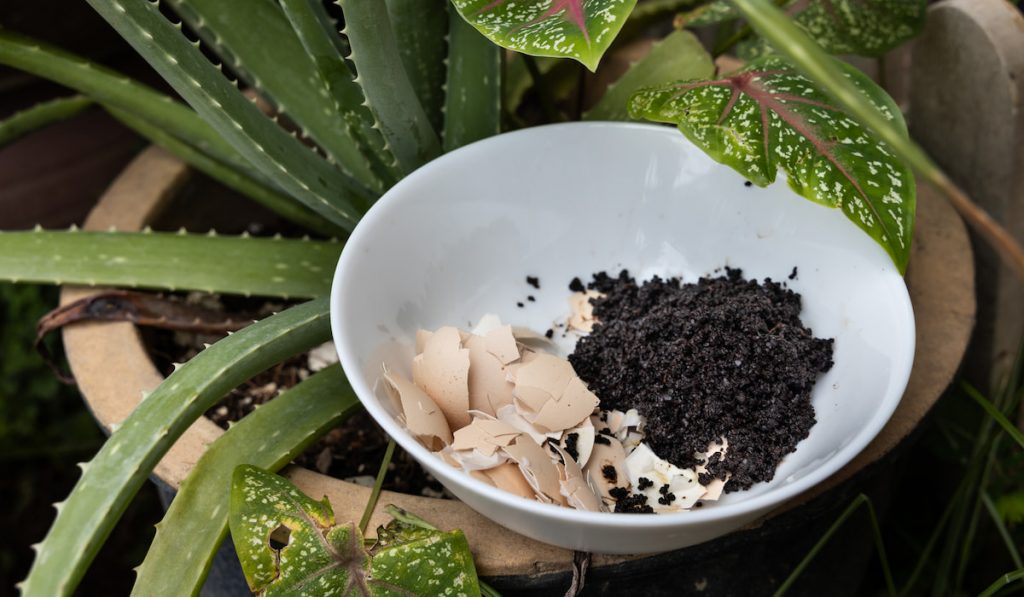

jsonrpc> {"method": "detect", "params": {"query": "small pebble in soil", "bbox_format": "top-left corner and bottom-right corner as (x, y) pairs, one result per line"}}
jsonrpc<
(568, 268), (834, 493)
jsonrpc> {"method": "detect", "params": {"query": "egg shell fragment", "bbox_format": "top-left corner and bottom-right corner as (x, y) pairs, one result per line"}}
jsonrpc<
(412, 326), (471, 429)
(451, 418), (521, 456)
(503, 436), (567, 505)
(568, 290), (602, 332)
(585, 435), (629, 506)
(382, 368), (452, 450)
(532, 376), (600, 433)
(464, 334), (516, 416)
(482, 462), (537, 499)
(552, 444), (603, 512)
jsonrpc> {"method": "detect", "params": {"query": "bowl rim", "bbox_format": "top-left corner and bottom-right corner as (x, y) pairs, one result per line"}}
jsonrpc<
(331, 121), (916, 530)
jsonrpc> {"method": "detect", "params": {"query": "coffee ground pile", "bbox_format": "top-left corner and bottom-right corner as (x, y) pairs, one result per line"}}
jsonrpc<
(568, 269), (834, 493)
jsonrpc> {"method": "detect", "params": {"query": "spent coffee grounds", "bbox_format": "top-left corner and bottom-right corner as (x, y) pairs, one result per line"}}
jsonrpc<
(568, 269), (834, 493)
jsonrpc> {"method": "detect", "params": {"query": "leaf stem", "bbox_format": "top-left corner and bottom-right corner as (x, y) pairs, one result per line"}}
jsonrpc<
(359, 438), (396, 534)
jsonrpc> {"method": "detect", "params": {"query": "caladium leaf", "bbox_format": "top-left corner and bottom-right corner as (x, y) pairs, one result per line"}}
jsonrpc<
(450, 0), (638, 72)
(690, 0), (926, 58)
(230, 465), (482, 596)
(629, 56), (915, 271)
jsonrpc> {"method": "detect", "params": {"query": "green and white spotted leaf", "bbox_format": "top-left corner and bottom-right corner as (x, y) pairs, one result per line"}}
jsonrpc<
(230, 466), (482, 596)
(20, 300), (332, 597)
(0, 230), (340, 298)
(165, 0), (383, 191)
(629, 56), (915, 271)
(584, 29), (713, 121)
(444, 8), (502, 151)
(732, 0), (926, 58)
(132, 366), (361, 597)
(450, 0), (639, 72)
(86, 0), (372, 231)
(0, 95), (93, 147)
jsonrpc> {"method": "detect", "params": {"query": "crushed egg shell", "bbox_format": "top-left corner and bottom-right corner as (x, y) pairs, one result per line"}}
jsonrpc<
(483, 325), (520, 365)
(560, 422), (595, 469)
(568, 290), (602, 332)
(481, 462), (537, 499)
(584, 434), (629, 507)
(412, 326), (471, 429)
(464, 334), (516, 415)
(495, 404), (560, 445)
(503, 436), (567, 505)
(624, 443), (705, 512)
(532, 376), (600, 433)
(383, 367), (452, 450)
(552, 444), (603, 512)
(451, 418), (521, 456)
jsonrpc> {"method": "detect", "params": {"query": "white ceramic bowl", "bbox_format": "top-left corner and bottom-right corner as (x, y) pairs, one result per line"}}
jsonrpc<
(331, 122), (915, 554)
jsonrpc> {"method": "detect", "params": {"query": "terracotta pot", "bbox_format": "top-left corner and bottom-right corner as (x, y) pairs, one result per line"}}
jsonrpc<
(61, 146), (975, 594)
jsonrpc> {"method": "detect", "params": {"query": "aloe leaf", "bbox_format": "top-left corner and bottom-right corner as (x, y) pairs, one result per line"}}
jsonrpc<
(86, 0), (372, 231)
(165, 0), (383, 192)
(728, 0), (1024, 277)
(584, 29), (713, 122)
(132, 365), (361, 597)
(103, 106), (340, 238)
(387, 0), (450, 135)
(19, 299), (331, 597)
(278, 0), (401, 187)
(451, 0), (638, 72)
(0, 95), (93, 147)
(230, 466), (481, 595)
(629, 56), (914, 271)
(339, 0), (443, 175)
(443, 10), (501, 152)
(0, 31), (254, 177)
(0, 230), (340, 299)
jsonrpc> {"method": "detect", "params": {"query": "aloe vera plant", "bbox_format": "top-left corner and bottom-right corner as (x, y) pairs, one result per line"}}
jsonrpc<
(2, 0), (1022, 595)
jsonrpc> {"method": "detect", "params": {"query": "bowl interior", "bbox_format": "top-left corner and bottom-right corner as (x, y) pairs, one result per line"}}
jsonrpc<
(332, 122), (914, 523)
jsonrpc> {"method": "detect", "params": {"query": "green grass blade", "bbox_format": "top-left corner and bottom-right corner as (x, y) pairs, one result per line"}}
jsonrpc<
(727, 0), (1024, 278)
(132, 365), (361, 597)
(978, 570), (1024, 597)
(0, 95), (92, 147)
(443, 10), (501, 152)
(359, 439), (396, 534)
(584, 30), (713, 122)
(19, 299), (332, 597)
(387, 0), (449, 135)
(86, 0), (372, 231)
(982, 492), (1024, 570)
(278, 0), (400, 186)
(0, 31), (253, 177)
(774, 494), (895, 597)
(103, 106), (341, 238)
(963, 382), (1024, 451)
(165, 0), (382, 192)
(0, 230), (340, 299)
(338, 0), (442, 174)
